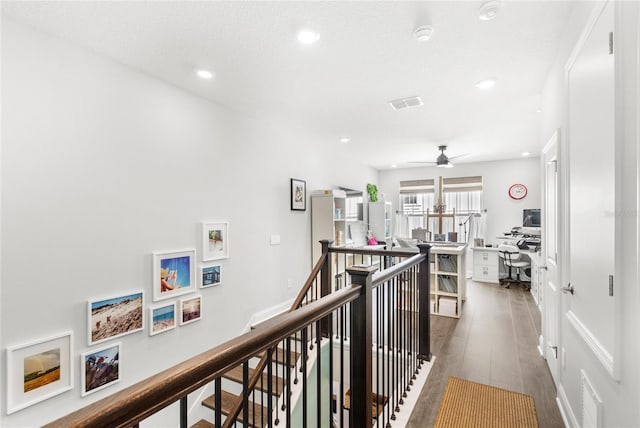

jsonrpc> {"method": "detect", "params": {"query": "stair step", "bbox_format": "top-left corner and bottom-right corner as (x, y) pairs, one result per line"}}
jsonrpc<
(223, 365), (284, 394)
(202, 391), (267, 428)
(191, 419), (215, 428)
(254, 348), (300, 367)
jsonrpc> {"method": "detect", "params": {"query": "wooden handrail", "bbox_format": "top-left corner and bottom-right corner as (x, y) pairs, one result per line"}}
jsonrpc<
(329, 246), (417, 258)
(44, 286), (362, 428)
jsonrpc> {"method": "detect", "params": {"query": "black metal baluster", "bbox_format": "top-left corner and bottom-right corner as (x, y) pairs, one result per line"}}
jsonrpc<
(302, 327), (308, 427)
(180, 396), (187, 428)
(340, 304), (345, 428)
(286, 338), (292, 428)
(328, 309), (334, 428)
(267, 349), (273, 428)
(215, 377), (222, 428)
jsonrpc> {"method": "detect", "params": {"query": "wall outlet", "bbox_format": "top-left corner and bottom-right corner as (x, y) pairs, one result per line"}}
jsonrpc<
(287, 279), (293, 289)
(561, 347), (566, 369)
(270, 235), (281, 245)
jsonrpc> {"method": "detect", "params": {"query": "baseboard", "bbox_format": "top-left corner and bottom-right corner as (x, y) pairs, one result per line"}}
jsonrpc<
(242, 298), (294, 333)
(557, 382), (578, 428)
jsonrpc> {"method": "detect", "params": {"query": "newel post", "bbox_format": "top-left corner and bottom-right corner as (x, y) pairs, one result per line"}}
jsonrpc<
(320, 239), (332, 338)
(417, 243), (432, 361)
(347, 264), (377, 426)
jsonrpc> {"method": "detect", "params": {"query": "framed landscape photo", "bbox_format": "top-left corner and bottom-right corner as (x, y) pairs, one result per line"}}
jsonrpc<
(201, 222), (229, 261)
(180, 295), (202, 326)
(149, 302), (177, 336)
(88, 291), (144, 346)
(290, 178), (306, 211)
(6, 331), (73, 414)
(153, 249), (197, 301)
(80, 342), (120, 396)
(201, 265), (221, 288)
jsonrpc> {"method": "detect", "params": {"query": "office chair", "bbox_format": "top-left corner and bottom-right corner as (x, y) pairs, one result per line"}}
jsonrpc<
(497, 243), (531, 290)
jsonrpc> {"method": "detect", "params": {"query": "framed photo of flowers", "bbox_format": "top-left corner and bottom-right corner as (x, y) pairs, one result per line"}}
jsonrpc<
(80, 342), (120, 396)
(290, 178), (306, 211)
(6, 331), (73, 414)
(201, 222), (229, 261)
(153, 249), (196, 302)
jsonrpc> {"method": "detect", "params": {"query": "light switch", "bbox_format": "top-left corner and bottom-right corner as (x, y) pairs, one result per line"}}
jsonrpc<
(270, 235), (281, 245)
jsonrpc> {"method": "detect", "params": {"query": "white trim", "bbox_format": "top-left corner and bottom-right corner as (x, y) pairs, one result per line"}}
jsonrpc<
(242, 298), (295, 333)
(565, 0), (609, 75)
(557, 382), (578, 428)
(566, 310), (615, 377)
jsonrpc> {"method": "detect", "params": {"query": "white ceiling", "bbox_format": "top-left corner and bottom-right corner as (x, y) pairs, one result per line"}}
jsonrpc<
(2, 1), (576, 170)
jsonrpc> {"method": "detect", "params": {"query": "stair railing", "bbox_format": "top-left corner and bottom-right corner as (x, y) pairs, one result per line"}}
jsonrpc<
(44, 242), (431, 428)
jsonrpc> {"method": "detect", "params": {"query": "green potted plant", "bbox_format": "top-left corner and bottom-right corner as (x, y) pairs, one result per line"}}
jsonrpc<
(367, 183), (378, 202)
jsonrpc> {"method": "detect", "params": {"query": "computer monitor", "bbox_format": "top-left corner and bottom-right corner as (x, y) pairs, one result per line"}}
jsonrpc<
(523, 209), (541, 227)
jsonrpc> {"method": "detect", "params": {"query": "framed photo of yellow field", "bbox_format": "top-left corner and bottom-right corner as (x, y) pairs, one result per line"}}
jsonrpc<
(153, 249), (196, 302)
(201, 222), (229, 261)
(88, 291), (144, 346)
(6, 331), (73, 415)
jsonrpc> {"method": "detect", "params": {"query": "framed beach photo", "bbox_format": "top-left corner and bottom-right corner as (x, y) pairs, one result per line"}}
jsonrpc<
(201, 222), (229, 261)
(149, 302), (177, 336)
(88, 291), (144, 346)
(180, 296), (202, 326)
(201, 265), (221, 288)
(80, 342), (120, 397)
(290, 178), (306, 211)
(153, 249), (196, 302)
(6, 331), (73, 414)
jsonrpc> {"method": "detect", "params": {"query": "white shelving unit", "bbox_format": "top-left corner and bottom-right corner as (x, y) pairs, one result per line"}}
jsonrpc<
(368, 201), (392, 243)
(311, 189), (348, 265)
(431, 245), (467, 318)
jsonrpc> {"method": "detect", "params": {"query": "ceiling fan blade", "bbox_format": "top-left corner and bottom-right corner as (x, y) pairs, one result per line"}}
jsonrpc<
(448, 153), (469, 160)
(408, 161), (437, 164)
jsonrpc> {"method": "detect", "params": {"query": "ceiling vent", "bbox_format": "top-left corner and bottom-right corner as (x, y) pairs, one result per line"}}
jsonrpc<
(389, 96), (424, 111)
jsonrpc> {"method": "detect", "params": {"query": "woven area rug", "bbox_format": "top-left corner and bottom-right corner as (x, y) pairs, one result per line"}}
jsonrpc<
(434, 377), (539, 428)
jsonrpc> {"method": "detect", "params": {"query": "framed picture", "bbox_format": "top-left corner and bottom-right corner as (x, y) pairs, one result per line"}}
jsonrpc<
(474, 238), (485, 248)
(201, 222), (229, 261)
(180, 296), (202, 326)
(153, 249), (197, 301)
(201, 265), (221, 288)
(149, 302), (177, 336)
(88, 291), (144, 346)
(6, 331), (73, 414)
(80, 342), (120, 396)
(290, 178), (306, 211)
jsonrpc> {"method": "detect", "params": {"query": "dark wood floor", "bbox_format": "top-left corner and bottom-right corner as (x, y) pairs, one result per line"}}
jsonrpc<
(406, 280), (564, 427)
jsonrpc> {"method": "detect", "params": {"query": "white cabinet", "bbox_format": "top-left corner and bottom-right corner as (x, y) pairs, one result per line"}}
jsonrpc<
(368, 201), (392, 243)
(472, 247), (499, 284)
(311, 189), (347, 264)
(528, 252), (543, 309)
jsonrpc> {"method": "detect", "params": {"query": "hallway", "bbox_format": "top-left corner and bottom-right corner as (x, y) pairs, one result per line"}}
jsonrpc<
(407, 280), (564, 427)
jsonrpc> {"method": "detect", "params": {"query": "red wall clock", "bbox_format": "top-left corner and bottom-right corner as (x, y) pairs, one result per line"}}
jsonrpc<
(508, 183), (528, 200)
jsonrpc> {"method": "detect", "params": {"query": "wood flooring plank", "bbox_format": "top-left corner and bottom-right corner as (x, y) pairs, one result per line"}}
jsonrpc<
(406, 280), (564, 428)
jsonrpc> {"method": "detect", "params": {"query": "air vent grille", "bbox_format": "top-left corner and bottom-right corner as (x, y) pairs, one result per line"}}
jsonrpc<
(389, 96), (423, 110)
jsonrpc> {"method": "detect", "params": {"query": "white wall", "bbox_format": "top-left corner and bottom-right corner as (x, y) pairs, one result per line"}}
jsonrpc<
(540, 1), (640, 427)
(0, 19), (378, 426)
(378, 157), (541, 245)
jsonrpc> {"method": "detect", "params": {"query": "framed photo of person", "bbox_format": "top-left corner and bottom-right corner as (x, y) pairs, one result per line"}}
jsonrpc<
(290, 178), (306, 211)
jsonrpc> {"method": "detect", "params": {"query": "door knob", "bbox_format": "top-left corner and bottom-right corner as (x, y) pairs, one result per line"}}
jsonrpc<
(562, 283), (574, 295)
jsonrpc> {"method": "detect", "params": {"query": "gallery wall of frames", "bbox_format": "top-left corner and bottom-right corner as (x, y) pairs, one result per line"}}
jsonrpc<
(5, 221), (229, 415)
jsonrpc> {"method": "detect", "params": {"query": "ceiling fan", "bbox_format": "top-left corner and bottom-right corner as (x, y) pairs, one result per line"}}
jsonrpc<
(410, 145), (466, 168)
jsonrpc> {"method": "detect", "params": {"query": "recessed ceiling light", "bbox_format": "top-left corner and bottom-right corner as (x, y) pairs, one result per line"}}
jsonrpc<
(196, 69), (214, 79)
(536, 108), (542, 113)
(340, 137), (351, 143)
(297, 30), (320, 44)
(479, 1), (500, 21)
(475, 78), (496, 89)
(414, 25), (434, 42)
(522, 152), (531, 157)
(391, 164), (397, 168)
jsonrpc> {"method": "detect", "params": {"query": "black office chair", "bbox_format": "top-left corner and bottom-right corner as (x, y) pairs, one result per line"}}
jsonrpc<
(498, 244), (531, 290)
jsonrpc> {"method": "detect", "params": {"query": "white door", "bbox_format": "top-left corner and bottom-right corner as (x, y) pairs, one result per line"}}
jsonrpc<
(566, 0), (618, 378)
(542, 131), (560, 385)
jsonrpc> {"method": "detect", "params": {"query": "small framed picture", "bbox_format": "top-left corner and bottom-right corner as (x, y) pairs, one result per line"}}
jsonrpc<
(290, 178), (306, 211)
(149, 302), (177, 336)
(201, 265), (221, 288)
(434, 233), (446, 242)
(153, 249), (197, 302)
(80, 342), (120, 396)
(6, 331), (73, 414)
(474, 238), (485, 248)
(201, 222), (229, 261)
(180, 296), (202, 326)
(88, 291), (144, 346)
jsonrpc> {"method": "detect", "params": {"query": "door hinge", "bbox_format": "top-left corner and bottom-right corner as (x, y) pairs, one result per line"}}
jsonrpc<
(609, 275), (614, 296)
(609, 32), (614, 55)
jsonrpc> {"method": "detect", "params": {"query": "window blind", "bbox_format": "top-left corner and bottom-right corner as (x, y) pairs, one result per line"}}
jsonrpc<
(442, 176), (483, 193)
(399, 179), (435, 194)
